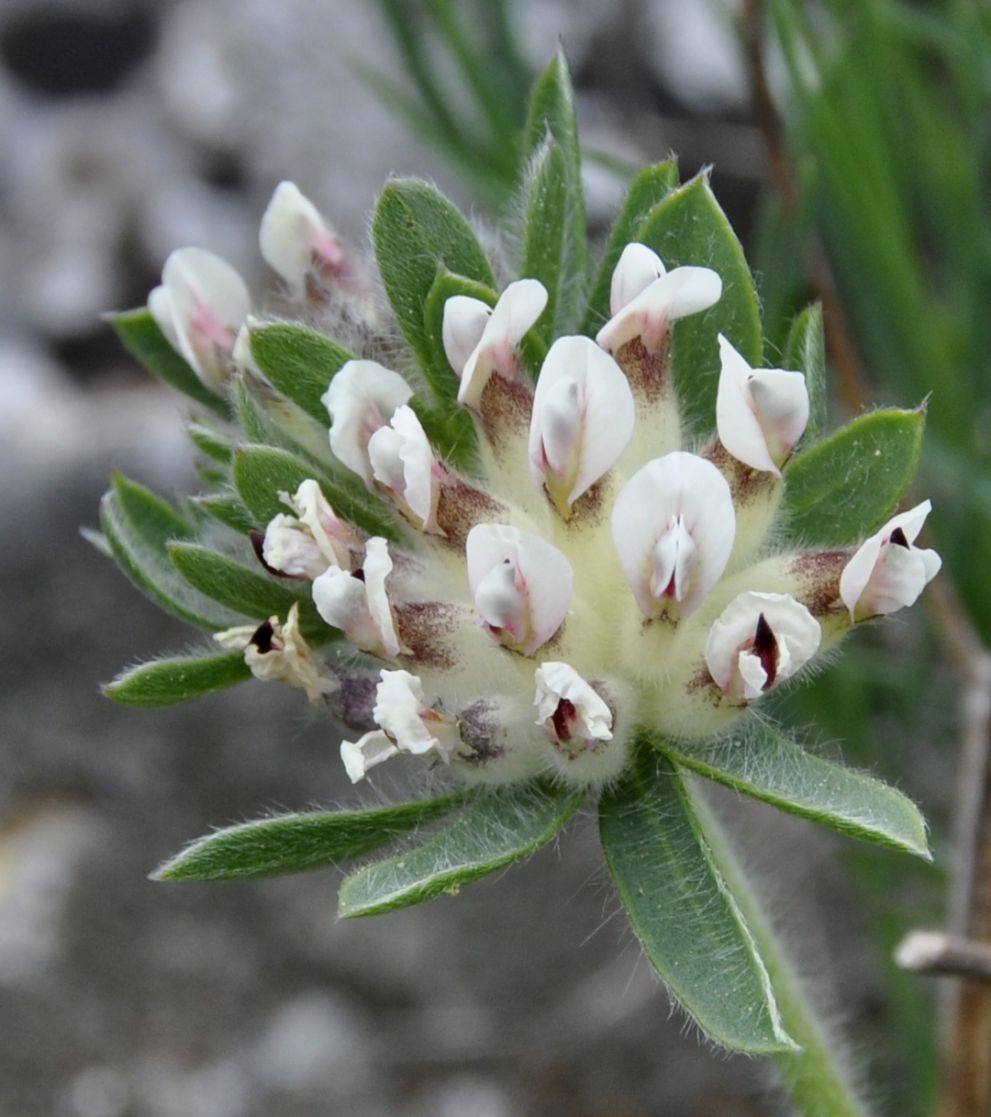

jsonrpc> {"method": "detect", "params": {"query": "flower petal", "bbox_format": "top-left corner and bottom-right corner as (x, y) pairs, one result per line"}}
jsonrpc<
(442, 295), (491, 377)
(259, 181), (345, 295)
(362, 537), (403, 660)
(466, 524), (573, 655)
(373, 669), (460, 761)
(611, 452), (735, 618)
(322, 360), (414, 486)
(262, 514), (328, 580)
(529, 336), (635, 513)
(340, 730), (398, 783)
(158, 247), (250, 390)
(609, 242), (665, 316)
(705, 591), (821, 700)
(367, 404), (439, 532)
(455, 279), (547, 410)
(534, 662), (613, 745)
(291, 479), (360, 568)
(311, 537), (402, 659)
(839, 500), (941, 620)
(716, 335), (808, 474)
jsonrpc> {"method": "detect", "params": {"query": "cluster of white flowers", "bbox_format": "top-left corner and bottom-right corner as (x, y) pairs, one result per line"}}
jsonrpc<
(149, 183), (942, 788)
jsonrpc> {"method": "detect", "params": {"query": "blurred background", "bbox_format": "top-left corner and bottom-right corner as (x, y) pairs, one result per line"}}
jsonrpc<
(2, 0), (988, 1114)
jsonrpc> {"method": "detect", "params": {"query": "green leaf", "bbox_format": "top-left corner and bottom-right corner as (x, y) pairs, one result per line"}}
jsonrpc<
(100, 476), (241, 631)
(188, 423), (233, 464)
(783, 406), (925, 544)
(599, 749), (796, 1054)
(104, 649), (252, 707)
(581, 159), (680, 334)
(233, 444), (397, 540)
(249, 323), (356, 426)
(636, 175), (762, 434)
(154, 792), (474, 881)
(192, 492), (256, 535)
(233, 371), (336, 467)
(521, 140), (580, 343)
(523, 51), (587, 335)
(109, 308), (229, 417)
(168, 542), (315, 623)
(654, 725), (930, 859)
(783, 303), (827, 442)
(373, 178), (495, 369)
(338, 780), (585, 917)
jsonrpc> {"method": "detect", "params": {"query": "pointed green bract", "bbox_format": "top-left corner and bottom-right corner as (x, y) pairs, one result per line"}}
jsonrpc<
(104, 649), (252, 707)
(109, 308), (230, 417)
(582, 159), (680, 334)
(653, 726), (929, 859)
(599, 749), (796, 1055)
(232, 444), (397, 539)
(784, 303), (827, 443)
(374, 178), (495, 371)
(233, 369), (338, 467)
(192, 492), (256, 535)
(168, 542), (315, 624)
(523, 52), (587, 335)
(783, 407), (925, 544)
(100, 477), (241, 631)
(155, 791), (475, 881)
(338, 781), (585, 917)
(188, 423), (233, 464)
(249, 323), (356, 426)
(636, 176), (762, 434)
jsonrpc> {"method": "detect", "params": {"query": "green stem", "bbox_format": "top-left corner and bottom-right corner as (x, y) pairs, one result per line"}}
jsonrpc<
(690, 784), (874, 1117)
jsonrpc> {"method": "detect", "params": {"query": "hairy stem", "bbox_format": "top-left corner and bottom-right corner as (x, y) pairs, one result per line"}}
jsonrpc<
(691, 784), (873, 1117)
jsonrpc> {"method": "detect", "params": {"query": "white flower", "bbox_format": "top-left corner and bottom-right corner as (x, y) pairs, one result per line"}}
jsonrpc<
(214, 603), (335, 704)
(596, 243), (722, 354)
(443, 279), (548, 410)
(322, 360), (414, 487)
(528, 336), (635, 515)
(705, 591), (821, 700)
(612, 452), (736, 619)
(262, 479), (360, 578)
(466, 524), (573, 655)
(311, 537), (404, 659)
(367, 404), (442, 533)
(259, 181), (346, 296)
(149, 247), (250, 391)
(716, 335), (809, 475)
(534, 662), (613, 747)
(839, 501), (942, 621)
(374, 669), (460, 761)
(340, 731), (398, 783)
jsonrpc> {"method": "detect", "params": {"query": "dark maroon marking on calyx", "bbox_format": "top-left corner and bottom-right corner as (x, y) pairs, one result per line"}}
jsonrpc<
(395, 602), (460, 668)
(703, 439), (777, 506)
(615, 336), (670, 404)
(789, 550), (849, 616)
(435, 476), (506, 550)
(457, 700), (506, 764)
(479, 373), (534, 451)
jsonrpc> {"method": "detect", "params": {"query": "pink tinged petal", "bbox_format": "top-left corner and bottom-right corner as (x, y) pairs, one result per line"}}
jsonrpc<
(322, 360), (414, 487)
(259, 181), (345, 294)
(597, 257), (722, 354)
(534, 662), (613, 746)
(611, 452), (736, 618)
(443, 295), (492, 378)
(340, 731), (399, 783)
(159, 247), (250, 390)
(716, 335), (809, 475)
(454, 279), (548, 410)
(311, 537), (402, 659)
(529, 336), (635, 513)
(839, 500), (941, 620)
(367, 404), (440, 532)
(609, 243), (666, 315)
(705, 591), (821, 700)
(466, 524), (573, 655)
(148, 285), (179, 348)
(291, 479), (360, 568)
(373, 669), (460, 761)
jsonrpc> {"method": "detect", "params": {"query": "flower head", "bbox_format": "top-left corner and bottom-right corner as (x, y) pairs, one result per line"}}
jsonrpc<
(840, 501), (942, 620)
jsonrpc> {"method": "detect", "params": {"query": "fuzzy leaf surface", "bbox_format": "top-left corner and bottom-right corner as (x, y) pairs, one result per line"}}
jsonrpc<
(599, 749), (795, 1054)
(582, 159), (680, 334)
(783, 303), (827, 443)
(338, 781), (585, 917)
(100, 476), (240, 631)
(192, 493), (256, 535)
(783, 407), (925, 544)
(188, 423), (233, 464)
(232, 445), (396, 539)
(104, 649), (252, 707)
(110, 308), (229, 416)
(654, 726), (929, 859)
(636, 176), (762, 434)
(373, 178), (495, 370)
(250, 324), (356, 426)
(155, 792), (474, 881)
